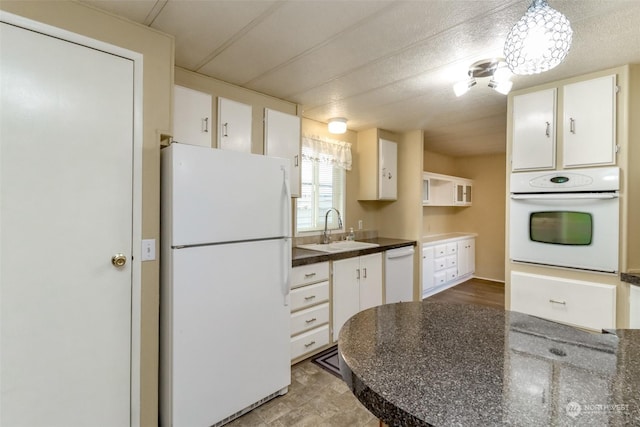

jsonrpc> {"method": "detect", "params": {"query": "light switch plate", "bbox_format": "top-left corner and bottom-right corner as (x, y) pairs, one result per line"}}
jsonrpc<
(141, 239), (156, 261)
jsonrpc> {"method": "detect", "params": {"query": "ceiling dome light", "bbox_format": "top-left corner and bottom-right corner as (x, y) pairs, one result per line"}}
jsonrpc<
(328, 117), (347, 134)
(504, 0), (573, 75)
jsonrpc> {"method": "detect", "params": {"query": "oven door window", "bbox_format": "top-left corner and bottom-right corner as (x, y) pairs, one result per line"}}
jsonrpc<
(529, 211), (593, 245)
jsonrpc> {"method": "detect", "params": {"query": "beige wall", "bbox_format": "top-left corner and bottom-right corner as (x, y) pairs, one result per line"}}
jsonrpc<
(453, 154), (507, 281)
(423, 149), (507, 282)
(0, 2), (173, 425)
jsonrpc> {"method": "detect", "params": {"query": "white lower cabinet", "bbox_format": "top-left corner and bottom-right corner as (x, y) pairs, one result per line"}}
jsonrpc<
(422, 236), (475, 298)
(510, 272), (616, 331)
(290, 262), (330, 361)
(332, 253), (383, 341)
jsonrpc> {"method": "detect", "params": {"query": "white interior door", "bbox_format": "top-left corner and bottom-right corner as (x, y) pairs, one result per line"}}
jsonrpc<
(0, 22), (134, 426)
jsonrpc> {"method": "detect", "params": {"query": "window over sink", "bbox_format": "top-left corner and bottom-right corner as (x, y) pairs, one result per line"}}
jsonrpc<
(295, 135), (351, 235)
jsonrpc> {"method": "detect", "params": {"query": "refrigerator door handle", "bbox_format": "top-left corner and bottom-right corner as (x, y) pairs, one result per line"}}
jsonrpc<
(283, 237), (291, 306)
(281, 165), (291, 306)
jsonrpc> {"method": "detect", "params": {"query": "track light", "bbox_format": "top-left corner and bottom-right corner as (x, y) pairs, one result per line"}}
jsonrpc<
(453, 58), (513, 96)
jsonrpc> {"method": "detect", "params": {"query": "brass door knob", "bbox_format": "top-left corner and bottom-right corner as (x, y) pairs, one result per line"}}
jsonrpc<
(112, 254), (127, 267)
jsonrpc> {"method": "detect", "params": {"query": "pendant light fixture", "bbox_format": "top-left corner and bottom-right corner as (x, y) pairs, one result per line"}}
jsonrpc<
(503, 0), (573, 75)
(328, 117), (347, 134)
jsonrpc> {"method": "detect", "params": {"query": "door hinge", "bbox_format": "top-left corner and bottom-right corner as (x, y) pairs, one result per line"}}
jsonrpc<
(615, 144), (621, 154)
(615, 85), (621, 94)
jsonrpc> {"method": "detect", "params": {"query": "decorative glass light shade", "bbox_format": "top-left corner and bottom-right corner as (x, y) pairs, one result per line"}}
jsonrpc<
(328, 117), (347, 134)
(503, 0), (573, 75)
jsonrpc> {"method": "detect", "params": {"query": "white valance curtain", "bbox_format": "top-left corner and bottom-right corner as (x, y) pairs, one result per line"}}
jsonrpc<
(301, 134), (352, 171)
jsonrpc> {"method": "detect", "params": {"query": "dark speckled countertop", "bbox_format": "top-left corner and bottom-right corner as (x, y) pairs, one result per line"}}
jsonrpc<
(292, 237), (415, 267)
(338, 302), (640, 426)
(621, 272), (640, 285)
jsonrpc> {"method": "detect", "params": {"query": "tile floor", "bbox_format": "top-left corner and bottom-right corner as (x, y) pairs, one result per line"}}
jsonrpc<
(226, 357), (378, 427)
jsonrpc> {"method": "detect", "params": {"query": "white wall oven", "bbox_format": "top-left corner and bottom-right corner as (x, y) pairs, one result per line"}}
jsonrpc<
(510, 167), (619, 273)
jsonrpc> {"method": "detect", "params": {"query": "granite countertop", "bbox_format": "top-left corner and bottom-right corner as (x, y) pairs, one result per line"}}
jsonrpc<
(292, 237), (416, 267)
(338, 302), (640, 426)
(621, 272), (640, 285)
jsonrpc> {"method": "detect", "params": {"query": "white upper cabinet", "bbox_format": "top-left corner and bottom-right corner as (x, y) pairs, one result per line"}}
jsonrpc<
(379, 138), (398, 200)
(264, 108), (301, 198)
(510, 74), (618, 172)
(511, 88), (556, 171)
(562, 75), (617, 168)
(217, 97), (252, 153)
(173, 85), (212, 147)
(454, 180), (472, 206)
(358, 135), (397, 200)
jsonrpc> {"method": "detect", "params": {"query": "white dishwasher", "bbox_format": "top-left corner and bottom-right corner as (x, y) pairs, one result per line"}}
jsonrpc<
(385, 246), (415, 303)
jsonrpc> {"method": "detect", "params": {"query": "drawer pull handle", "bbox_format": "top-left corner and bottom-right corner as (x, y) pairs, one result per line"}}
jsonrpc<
(304, 273), (316, 278)
(304, 341), (316, 348)
(304, 295), (316, 301)
(305, 318), (317, 324)
(549, 299), (566, 305)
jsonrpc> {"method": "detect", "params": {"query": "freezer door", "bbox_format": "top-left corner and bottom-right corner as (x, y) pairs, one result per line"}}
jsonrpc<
(166, 239), (291, 426)
(162, 144), (291, 247)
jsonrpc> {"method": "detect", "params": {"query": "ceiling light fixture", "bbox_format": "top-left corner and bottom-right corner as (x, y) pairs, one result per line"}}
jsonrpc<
(503, 0), (573, 75)
(453, 58), (512, 97)
(328, 117), (347, 134)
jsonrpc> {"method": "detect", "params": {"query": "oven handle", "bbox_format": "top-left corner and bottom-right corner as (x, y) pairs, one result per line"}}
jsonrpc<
(510, 193), (618, 200)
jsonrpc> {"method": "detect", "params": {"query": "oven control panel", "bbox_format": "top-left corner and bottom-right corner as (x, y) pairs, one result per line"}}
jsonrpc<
(510, 167), (619, 193)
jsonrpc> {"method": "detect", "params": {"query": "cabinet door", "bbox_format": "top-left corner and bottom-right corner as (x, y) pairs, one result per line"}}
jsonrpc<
(454, 182), (472, 206)
(173, 85), (212, 147)
(264, 108), (301, 197)
(359, 253), (383, 311)
(217, 97), (252, 153)
(332, 257), (360, 341)
(512, 88), (556, 171)
(563, 75), (616, 168)
(422, 246), (436, 295)
(458, 238), (475, 277)
(379, 138), (397, 200)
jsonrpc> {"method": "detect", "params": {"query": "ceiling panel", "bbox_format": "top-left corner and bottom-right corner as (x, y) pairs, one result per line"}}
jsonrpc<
(151, 0), (280, 70)
(80, 0), (640, 157)
(197, 0), (394, 85)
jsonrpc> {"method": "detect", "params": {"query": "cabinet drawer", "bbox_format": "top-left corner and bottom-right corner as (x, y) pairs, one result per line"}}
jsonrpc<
(290, 324), (329, 360)
(510, 272), (616, 331)
(434, 271), (447, 286)
(435, 244), (447, 257)
(290, 281), (329, 311)
(446, 268), (458, 282)
(446, 243), (457, 254)
(291, 262), (329, 288)
(446, 255), (457, 268)
(290, 303), (329, 336)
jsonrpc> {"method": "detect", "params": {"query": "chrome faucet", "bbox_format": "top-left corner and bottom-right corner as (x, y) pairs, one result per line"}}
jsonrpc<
(322, 208), (343, 244)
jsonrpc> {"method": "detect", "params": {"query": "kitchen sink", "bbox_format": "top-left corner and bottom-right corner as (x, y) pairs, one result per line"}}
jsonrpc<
(297, 240), (380, 253)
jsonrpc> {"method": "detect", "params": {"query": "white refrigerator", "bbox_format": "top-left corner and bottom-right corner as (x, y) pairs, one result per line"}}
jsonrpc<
(160, 143), (291, 427)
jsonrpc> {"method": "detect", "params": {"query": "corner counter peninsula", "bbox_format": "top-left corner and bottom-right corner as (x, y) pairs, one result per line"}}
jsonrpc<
(338, 302), (640, 426)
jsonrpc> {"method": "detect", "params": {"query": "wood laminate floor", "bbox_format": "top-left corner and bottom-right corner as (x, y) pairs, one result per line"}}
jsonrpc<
(227, 278), (505, 426)
(425, 278), (505, 309)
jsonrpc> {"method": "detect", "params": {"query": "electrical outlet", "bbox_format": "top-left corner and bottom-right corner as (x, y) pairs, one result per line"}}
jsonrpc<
(358, 220), (363, 230)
